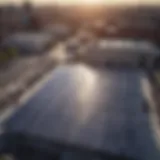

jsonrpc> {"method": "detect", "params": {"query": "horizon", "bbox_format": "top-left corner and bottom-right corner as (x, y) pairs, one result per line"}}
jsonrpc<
(0, 0), (160, 6)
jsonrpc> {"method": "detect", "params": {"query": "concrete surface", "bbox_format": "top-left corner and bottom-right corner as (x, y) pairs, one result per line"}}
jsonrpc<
(0, 43), (67, 110)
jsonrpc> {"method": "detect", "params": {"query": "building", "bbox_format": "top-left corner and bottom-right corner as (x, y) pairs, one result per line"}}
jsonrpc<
(0, 3), (33, 43)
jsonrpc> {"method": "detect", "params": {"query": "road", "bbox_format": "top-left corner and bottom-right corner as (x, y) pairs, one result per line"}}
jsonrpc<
(4, 63), (160, 160)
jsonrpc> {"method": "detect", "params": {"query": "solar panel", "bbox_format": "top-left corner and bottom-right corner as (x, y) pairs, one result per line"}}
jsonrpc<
(3, 64), (160, 160)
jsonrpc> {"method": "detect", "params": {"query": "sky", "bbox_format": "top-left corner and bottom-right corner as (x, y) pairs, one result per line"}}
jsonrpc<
(0, 0), (160, 6)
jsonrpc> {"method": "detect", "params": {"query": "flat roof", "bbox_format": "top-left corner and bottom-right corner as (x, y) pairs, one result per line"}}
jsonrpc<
(89, 39), (160, 56)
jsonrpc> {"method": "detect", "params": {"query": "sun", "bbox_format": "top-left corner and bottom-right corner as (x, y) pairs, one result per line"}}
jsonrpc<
(81, 0), (104, 4)
(55, 0), (138, 5)
(56, 0), (106, 5)
(55, 0), (140, 5)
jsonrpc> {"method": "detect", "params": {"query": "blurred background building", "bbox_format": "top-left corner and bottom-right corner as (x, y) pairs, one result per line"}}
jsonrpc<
(0, 1), (35, 43)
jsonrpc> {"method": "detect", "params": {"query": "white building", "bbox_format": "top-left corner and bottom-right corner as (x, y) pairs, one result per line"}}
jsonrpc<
(83, 39), (159, 68)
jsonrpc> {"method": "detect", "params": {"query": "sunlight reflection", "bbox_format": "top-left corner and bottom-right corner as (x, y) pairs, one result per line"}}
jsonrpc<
(51, 44), (67, 63)
(72, 64), (98, 123)
(141, 76), (160, 151)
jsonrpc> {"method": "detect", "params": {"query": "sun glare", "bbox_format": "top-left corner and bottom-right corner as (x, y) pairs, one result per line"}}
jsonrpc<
(0, 0), (159, 6)
(80, 0), (105, 4)
(56, 0), (121, 5)
(55, 0), (147, 5)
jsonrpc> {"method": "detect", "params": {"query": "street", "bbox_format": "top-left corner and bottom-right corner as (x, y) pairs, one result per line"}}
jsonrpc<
(4, 63), (160, 160)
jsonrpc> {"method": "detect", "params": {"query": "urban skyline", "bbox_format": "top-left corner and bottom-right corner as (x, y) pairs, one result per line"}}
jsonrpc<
(0, 0), (160, 6)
